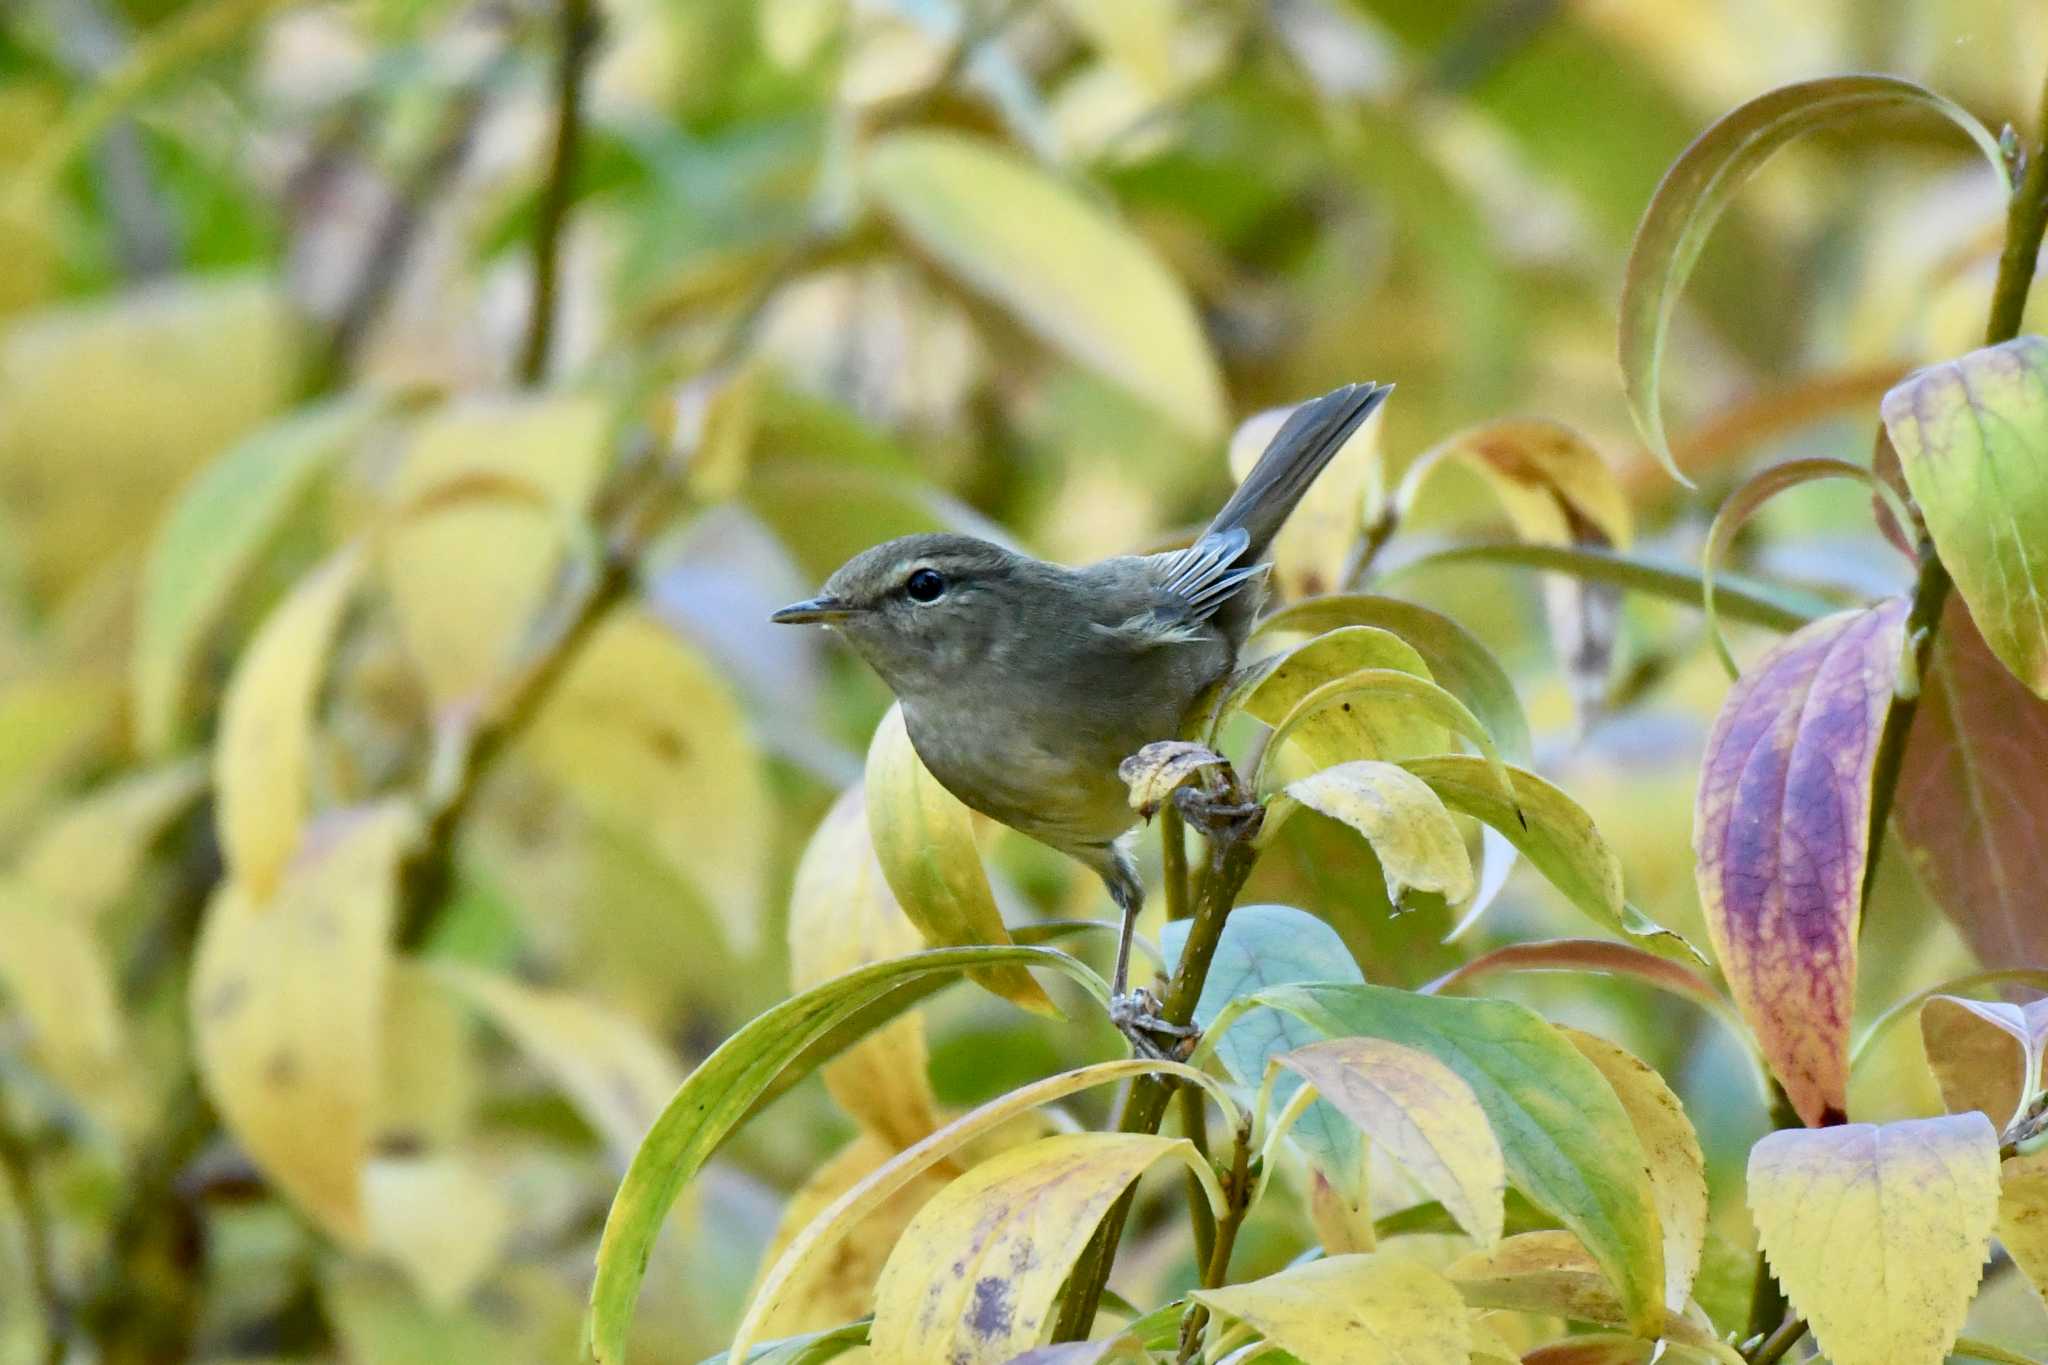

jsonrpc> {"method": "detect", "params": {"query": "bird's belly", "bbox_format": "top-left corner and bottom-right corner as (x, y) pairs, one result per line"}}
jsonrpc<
(902, 707), (1137, 856)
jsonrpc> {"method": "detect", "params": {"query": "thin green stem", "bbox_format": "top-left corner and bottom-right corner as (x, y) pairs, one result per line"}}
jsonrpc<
(1747, 1314), (1809, 1365)
(1862, 66), (2048, 899)
(1161, 802), (1190, 923)
(1176, 1113), (1256, 1363)
(517, 0), (599, 386)
(1052, 788), (1265, 1341)
(1177, 1086), (1216, 1271)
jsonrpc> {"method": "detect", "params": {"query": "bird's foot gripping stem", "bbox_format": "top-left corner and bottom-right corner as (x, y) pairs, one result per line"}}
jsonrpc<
(1171, 782), (1263, 843)
(1110, 987), (1200, 1062)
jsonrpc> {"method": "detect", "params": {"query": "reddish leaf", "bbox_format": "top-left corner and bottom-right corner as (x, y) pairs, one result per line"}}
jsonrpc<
(1694, 598), (1908, 1126)
(1896, 598), (2048, 970)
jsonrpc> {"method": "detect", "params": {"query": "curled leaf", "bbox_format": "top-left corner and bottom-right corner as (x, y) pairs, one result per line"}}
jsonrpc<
(1270, 761), (1474, 907)
(1118, 740), (1225, 818)
(1621, 75), (2005, 485)
(1694, 598), (1908, 1125)
(1701, 457), (1916, 677)
(1919, 995), (2048, 1133)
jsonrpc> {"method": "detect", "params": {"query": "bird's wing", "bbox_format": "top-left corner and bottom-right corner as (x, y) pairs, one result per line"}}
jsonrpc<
(1090, 527), (1266, 647)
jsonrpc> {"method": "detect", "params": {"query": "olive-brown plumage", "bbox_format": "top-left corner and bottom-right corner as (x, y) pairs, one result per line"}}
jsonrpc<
(772, 382), (1390, 1045)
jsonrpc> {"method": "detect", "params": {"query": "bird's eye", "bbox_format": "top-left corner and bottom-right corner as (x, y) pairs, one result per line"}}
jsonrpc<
(906, 568), (946, 602)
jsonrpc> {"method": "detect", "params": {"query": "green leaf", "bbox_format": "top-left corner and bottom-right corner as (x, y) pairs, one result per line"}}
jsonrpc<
(1882, 336), (2048, 696)
(586, 945), (1106, 1364)
(1256, 596), (1532, 764)
(1162, 904), (1363, 1183)
(134, 395), (385, 756)
(1621, 74), (2005, 485)
(1249, 982), (1665, 1337)
(1255, 669), (1509, 803)
(1401, 754), (1693, 959)
(864, 130), (1224, 437)
(1701, 457), (1914, 677)
(1391, 542), (1833, 633)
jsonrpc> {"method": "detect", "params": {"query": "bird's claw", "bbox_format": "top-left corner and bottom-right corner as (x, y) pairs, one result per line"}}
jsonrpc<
(1171, 783), (1263, 842)
(1111, 988), (1200, 1062)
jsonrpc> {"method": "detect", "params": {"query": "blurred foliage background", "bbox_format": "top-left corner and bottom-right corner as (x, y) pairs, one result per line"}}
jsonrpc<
(4, 0), (2048, 1359)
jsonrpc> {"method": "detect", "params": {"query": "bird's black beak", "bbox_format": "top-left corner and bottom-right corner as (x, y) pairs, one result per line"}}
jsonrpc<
(770, 595), (856, 624)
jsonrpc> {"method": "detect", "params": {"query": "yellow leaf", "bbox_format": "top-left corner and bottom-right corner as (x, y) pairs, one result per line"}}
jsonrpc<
(0, 671), (120, 840)
(863, 704), (1057, 1016)
(1561, 1028), (1707, 1311)
(870, 1132), (1215, 1363)
(192, 801), (417, 1244)
(1277, 761), (1476, 906)
(1467, 1312), (1521, 1365)
(1447, 1231), (1722, 1349)
(1117, 739), (1226, 818)
(1748, 1114), (1999, 1365)
(0, 274), (298, 595)
(1995, 1148), (2048, 1309)
(382, 394), (611, 714)
(1053, 0), (1175, 95)
(864, 131), (1224, 437)
(789, 787), (941, 1149)
(364, 1151), (512, 1310)
(0, 877), (127, 1113)
(1920, 995), (2048, 1132)
(731, 1057), (1233, 1363)
(748, 1129), (967, 1338)
(213, 545), (366, 900)
(1236, 626), (1443, 769)
(1308, 1137), (1377, 1255)
(430, 962), (683, 1164)
(520, 609), (770, 957)
(1400, 419), (1633, 549)
(1276, 1036), (1504, 1246)
(15, 758), (206, 920)
(1190, 1253), (1471, 1365)
(1227, 390), (1388, 601)
(373, 962), (477, 1150)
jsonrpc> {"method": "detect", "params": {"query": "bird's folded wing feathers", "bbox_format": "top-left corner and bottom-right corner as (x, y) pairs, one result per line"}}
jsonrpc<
(1091, 527), (1267, 646)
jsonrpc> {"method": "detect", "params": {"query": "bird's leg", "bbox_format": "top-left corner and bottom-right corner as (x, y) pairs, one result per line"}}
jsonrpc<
(1170, 781), (1263, 843)
(1102, 859), (1198, 1062)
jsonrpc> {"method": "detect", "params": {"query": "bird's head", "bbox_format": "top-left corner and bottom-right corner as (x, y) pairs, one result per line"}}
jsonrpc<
(771, 533), (1025, 700)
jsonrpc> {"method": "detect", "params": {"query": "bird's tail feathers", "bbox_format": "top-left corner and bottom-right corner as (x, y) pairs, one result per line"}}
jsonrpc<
(1204, 381), (1392, 558)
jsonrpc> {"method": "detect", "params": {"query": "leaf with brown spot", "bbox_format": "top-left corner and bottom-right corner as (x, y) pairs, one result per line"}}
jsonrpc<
(788, 787), (941, 1149)
(1896, 597), (2048, 970)
(1236, 626), (1445, 771)
(1693, 598), (1908, 1126)
(1920, 995), (2048, 1132)
(213, 545), (366, 900)
(870, 1132), (1216, 1364)
(1445, 1231), (1724, 1350)
(1189, 1253), (1469, 1365)
(192, 801), (416, 1244)
(1994, 1148), (2048, 1310)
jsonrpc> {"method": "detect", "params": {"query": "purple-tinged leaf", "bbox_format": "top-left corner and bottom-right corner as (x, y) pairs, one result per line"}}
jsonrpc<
(1896, 598), (2048, 970)
(1694, 597), (1908, 1126)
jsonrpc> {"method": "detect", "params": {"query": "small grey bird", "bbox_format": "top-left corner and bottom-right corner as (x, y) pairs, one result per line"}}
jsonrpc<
(772, 383), (1391, 1052)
